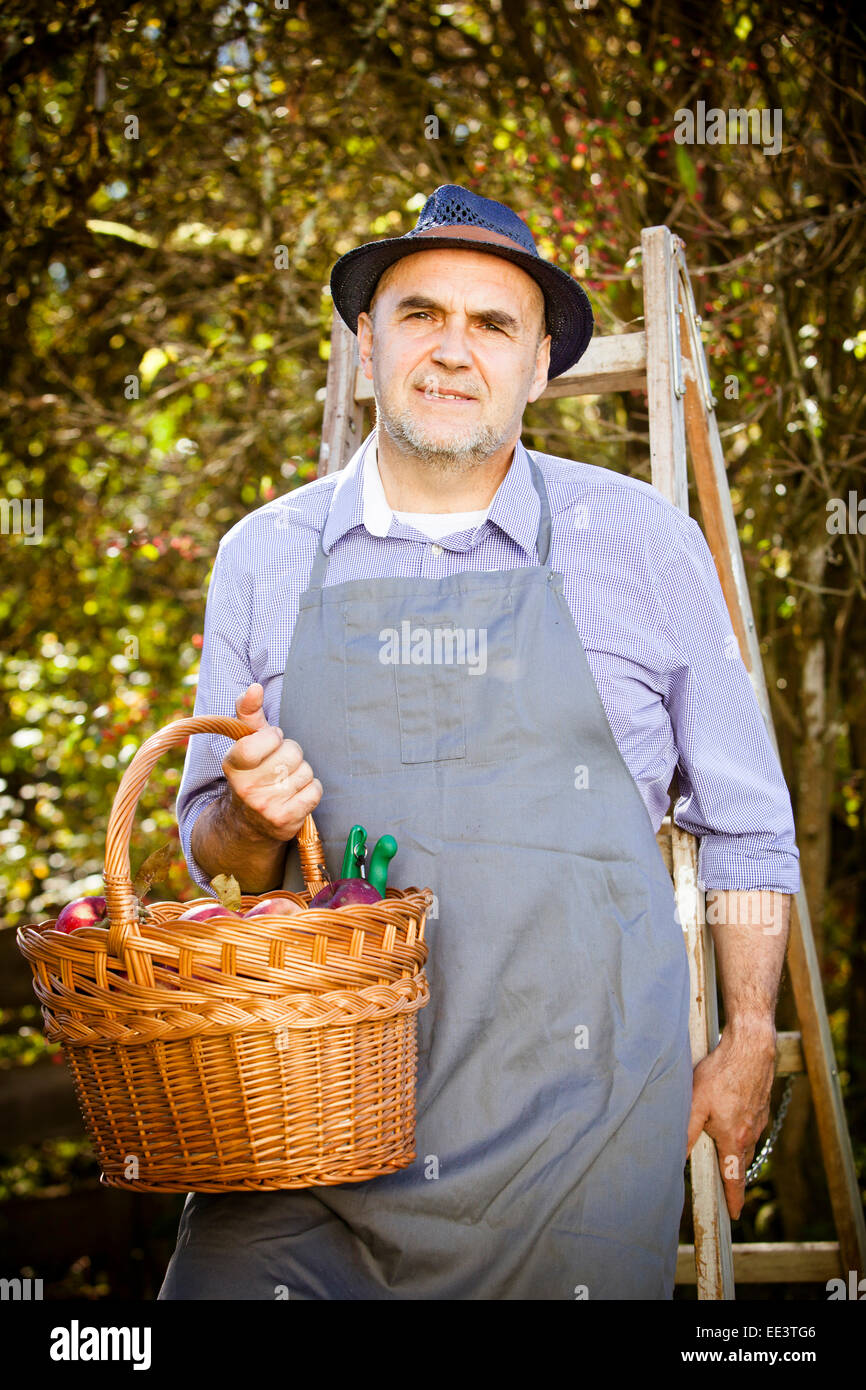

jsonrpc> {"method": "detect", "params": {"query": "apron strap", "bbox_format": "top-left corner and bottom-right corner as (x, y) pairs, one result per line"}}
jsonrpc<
(525, 451), (552, 567)
(306, 523), (332, 592)
(306, 444), (553, 591)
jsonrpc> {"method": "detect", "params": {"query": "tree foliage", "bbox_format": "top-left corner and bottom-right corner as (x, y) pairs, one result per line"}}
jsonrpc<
(1, 0), (864, 1226)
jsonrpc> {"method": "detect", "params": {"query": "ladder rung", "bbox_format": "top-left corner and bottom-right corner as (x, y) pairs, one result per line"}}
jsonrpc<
(677, 1240), (841, 1284)
(541, 331), (647, 398)
(776, 1031), (805, 1075)
(352, 331), (648, 404)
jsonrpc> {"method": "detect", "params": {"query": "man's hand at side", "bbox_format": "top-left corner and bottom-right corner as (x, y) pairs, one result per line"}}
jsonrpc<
(686, 1018), (777, 1220)
(685, 888), (790, 1219)
(190, 683), (323, 894)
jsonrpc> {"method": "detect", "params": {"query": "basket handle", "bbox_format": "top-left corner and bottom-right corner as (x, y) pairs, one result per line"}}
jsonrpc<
(103, 716), (329, 966)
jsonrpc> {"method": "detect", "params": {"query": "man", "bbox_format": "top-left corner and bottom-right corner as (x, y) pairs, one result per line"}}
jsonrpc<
(158, 184), (799, 1300)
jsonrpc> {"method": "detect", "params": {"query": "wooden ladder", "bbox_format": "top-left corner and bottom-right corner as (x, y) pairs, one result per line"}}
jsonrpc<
(317, 223), (866, 1299)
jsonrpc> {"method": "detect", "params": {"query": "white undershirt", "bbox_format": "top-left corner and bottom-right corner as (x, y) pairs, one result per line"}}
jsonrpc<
(363, 439), (489, 541)
(391, 507), (489, 539)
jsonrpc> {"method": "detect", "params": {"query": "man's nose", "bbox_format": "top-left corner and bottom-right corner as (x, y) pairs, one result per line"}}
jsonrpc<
(429, 319), (474, 370)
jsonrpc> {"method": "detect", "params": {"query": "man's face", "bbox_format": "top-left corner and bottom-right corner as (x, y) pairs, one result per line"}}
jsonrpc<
(356, 248), (551, 470)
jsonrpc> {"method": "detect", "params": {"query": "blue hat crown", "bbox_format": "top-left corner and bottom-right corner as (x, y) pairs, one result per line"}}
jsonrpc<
(408, 184), (538, 256)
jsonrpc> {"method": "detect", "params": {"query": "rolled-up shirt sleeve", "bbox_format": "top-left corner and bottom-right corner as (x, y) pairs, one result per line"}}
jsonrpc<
(176, 543), (255, 893)
(654, 512), (800, 894)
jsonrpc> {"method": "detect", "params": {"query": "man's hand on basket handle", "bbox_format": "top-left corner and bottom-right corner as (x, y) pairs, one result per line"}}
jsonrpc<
(189, 683), (323, 895)
(225, 683), (323, 840)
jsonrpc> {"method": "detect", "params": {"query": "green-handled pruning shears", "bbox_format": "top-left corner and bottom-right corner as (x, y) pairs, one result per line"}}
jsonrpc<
(339, 825), (398, 895)
(368, 835), (398, 896)
(340, 825), (368, 879)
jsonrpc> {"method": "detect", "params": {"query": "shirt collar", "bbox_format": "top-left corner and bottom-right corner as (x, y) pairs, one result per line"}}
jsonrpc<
(320, 427), (541, 557)
(363, 436), (400, 538)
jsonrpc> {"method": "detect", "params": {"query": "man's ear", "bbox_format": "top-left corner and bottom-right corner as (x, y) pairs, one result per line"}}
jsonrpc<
(357, 310), (374, 381)
(526, 334), (552, 404)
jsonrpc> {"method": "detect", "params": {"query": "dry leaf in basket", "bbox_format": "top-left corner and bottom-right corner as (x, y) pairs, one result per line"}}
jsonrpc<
(132, 840), (176, 902)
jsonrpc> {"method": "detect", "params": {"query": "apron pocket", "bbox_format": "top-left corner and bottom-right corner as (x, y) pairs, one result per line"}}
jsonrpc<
(342, 595), (518, 772)
(395, 627), (467, 763)
(391, 604), (519, 766)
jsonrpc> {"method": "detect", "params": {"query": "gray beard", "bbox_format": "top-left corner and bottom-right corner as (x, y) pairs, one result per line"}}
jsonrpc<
(375, 400), (514, 472)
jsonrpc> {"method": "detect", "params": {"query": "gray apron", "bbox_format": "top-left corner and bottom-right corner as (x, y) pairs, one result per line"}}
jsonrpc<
(159, 453), (692, 1300)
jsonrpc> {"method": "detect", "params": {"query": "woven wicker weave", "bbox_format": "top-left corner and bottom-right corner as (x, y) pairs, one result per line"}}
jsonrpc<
(16, 716), (432, 1191)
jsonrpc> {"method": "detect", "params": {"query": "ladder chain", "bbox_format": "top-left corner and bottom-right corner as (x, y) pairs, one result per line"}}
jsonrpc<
(745, 1074), (795, 1187)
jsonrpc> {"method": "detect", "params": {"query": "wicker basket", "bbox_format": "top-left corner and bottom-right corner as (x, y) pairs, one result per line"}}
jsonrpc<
(16, 716), (432, 1192)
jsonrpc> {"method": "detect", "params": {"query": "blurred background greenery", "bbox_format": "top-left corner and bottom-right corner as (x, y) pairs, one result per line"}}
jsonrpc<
(1, 0), (864, 1297)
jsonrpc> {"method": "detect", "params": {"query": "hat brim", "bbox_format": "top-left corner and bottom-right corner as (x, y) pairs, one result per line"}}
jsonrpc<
(330, 234), (593, 379)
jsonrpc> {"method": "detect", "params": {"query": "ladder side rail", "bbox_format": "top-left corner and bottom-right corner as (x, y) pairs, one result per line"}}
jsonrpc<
(320, 310), (366, 476)
(673, 824), (737, 1299)
(641, 225), (736, 1300)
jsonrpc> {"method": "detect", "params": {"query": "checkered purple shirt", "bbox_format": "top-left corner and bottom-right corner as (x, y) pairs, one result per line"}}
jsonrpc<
(178, 430), (800, 895)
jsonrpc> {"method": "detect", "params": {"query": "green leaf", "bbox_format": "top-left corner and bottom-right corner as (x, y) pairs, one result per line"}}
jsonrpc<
(675, 145), (698, 196)
(86, 219), (158, 249)
(139, 348), (170, 388)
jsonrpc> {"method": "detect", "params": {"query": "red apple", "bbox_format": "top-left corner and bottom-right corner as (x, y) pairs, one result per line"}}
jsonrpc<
(176, 903), (243, 923)
(243, 897), (302, 918)
(330, 880), (383, 909)
(309, 879), (382, 909)
(54, 896), (107, 934)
